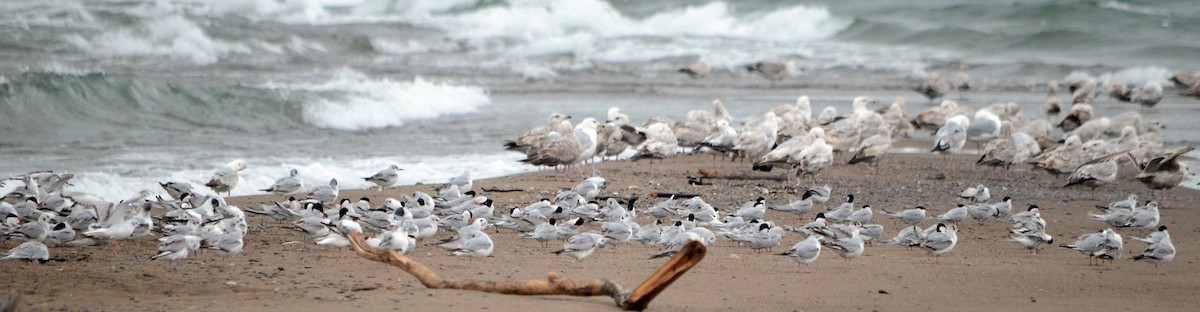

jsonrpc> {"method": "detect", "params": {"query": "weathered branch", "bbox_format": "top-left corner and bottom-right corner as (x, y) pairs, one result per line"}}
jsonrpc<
(348, 232), (706, 310)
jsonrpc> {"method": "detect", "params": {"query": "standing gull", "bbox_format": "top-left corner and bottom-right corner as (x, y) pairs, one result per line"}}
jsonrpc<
(365, 165), (402, 190)
(1132, 146), (1193, 204)
(261, 168), (304, 196)
(779, 235), (821, 267)
(932, 115), (970, 164)
(914, 73), (950, 103)
(205, 159), (247, 196)
(954, 64), (974, 100)
(746, 61), (792, 85)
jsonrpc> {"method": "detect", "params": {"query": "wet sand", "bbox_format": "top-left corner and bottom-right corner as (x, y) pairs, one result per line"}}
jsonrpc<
(3, 150), (1198, 311)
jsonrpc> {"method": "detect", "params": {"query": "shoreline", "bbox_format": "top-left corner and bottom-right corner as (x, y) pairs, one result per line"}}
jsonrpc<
(4, 151), (1196, 311)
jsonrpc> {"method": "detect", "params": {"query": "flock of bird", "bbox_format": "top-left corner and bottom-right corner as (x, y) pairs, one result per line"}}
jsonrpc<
(2, 66), (1195, 279)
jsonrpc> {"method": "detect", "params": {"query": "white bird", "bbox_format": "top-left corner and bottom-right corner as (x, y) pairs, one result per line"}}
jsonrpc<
(553, 232), (607, 262)
(966, 110), (1002, 146)
(745, 61), (792, 84)
(205, 159), (247, 196)
(1132, 226), (1174, 268)
(2, 240), (49, 263)
(966, 203), (997, 225)
(679, 58), (710, 79)
(918, 223), (958, 263)
(954, 64), (974, 99)
(1133, 146), (1193, 203)
(932, 115), (970, 163)
(1134, 225), (1170, 244)
(779, 235), (821, 266)
(1060, 228), (1123, 266)
(307, 178), (340, 205)
(770, 190), (815, 218)
(846, 205), (874, 224)
(261, 168), (304, 196)
(728, 197), (766, 220)
(881, 206), (927, 225)
(365, 165), (403, 190)
(151, 234), (202, 261)
(816, 227), (865, 260)
(1009, 228), (1054, 254)
(808, 185), (831, 203)
(959, 184), (990, 203)
(1131, 81), (1163, 109)
(935, 204), (969, 224)
(1122, 201), (1160, 229)
(449, 229), (493, 259)
(881, 225), (922, 250)
(366, 228), (416, 256)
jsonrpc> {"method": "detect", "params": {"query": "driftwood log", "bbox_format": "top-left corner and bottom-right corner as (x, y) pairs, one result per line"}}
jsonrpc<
(348, 232), (706, 311)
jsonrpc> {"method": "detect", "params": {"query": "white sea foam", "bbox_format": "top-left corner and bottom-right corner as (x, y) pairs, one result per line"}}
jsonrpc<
(266, 69), (490, 131)
(63, 14), (249, 65)
(0, 153), (531, 203)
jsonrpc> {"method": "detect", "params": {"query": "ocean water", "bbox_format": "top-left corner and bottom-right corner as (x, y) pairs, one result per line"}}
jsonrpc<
(2, 0), (1198, 200)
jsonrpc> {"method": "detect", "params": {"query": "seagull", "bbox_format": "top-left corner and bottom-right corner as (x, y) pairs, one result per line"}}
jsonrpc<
(918, 223), (958, 263)
(1130, 81), (1163, 109)
(307, 178), (340, 205)
(261, 168), (304, 196)
(745, 61), (792, 84)
(728, 197), (766, 220)
(954, 64), (973, 99)
(881, 206), (927, 225)
(449, 228), (493, 259)
(914, 73), (950, 102)
(2, 240), (49, 263)
(1133, 146), (1193, 204)
(553, 232), (607, 262)
(151, 234), (202, 261)
(366, 228), (416, 256)
(443, 170), (473, 193)
(1121, 201), (1160, 229)
(1060, 228), (1123, 266)
(1045, 80), (1063, 114)
(679, 58), (710, 79)
(205, 159), (247, 196)
(932, 115), (970, 164)
(1064, 151), (1128, 190)
(959, 184), (990, 203)
(1132, 226), (1174, 268)
(365, 165), (402, 190)
(779, 235), (821, 266)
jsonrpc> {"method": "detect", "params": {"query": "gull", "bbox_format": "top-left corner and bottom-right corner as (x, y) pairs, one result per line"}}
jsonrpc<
(792, 138), (833, 181)
(1099, 194), (1138, 212)
(1121, 201), (1160, 229)
(779, 235), (821, 266)
(1133, 146), (1193, 204)
(262, 168), (304, 196)
(679, 58), (710, 79)
(977, 128), (1042, 172)
(1060, 228), (1123, 266)
(911, 100), (964, 132)
(932, 115), (970, 164)
(848, 128), (893, 173)
(444, 170), (473, 193)
(366, 228), (416, 256)
(505, 113), (573, 153)
(365, 165), (402, 190)
(600, 218), (635, 245)
(935, 204), (969, 224)
(745, 61), (792, 84)
(959, 184), (990, 203)
(954, 64), (974, 99)
(630, 122), (679, 165)
(881, 206), (927, 225)
(649, 231), (703, 259)
(1045, 80), (1063, 114)
(7, 212), (51, 241)
(1065, 151), (1129, 190)
(914, 73), (950, 103)
(307, 178), (339, 205)
(918, 223), (958, 263)
(2, 241), (49, 263)
(695, 119), (738, 160)
(553, 232), (607, 262)
(967, 110), (1002, 148)
(770, 190), (815, 218)
(205, 159), (247, 196)
(449, 228), (493, 259)
(571, 172), (607, 200)
(633, 220), (663, 246)
(1132, 226), (1174, 268)
(151, 234), (202, 261)
(1134, 225), (1170, 244)
(1131, 81), (1163, 109)
(1009, 228), (1054, 254)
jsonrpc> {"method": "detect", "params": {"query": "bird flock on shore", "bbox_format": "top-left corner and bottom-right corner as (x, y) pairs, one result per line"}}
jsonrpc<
(3, 66), (1195, 274)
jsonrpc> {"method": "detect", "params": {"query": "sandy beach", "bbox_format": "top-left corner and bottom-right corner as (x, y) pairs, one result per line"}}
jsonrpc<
(2, 149), (1196, 311)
